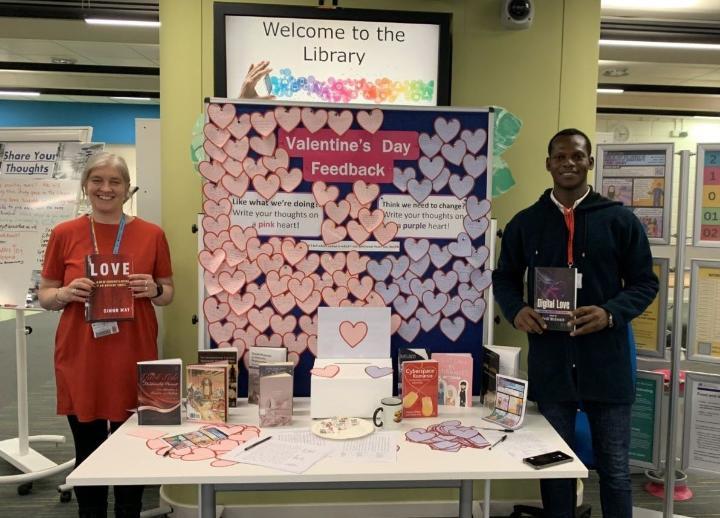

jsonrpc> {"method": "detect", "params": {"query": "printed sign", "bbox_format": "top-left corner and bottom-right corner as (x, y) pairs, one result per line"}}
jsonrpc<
(694, 144), (720, 246)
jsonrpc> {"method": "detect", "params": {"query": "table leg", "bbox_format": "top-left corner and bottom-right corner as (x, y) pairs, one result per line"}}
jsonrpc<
(484, 480), (491, 518)
(459, 479), (473, 518)
(198, 484), (215, 518)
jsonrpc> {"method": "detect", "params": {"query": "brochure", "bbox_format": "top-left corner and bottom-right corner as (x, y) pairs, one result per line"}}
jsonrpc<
(482, 374), (528, 430)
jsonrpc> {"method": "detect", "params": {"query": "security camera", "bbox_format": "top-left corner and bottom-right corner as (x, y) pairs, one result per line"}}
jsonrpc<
(501, 0), (534, 30)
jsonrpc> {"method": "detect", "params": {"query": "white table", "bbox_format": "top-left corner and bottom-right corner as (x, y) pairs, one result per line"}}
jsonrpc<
(67, 400), (587, 518)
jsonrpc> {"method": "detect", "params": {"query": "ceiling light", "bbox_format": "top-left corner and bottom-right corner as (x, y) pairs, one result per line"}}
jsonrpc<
(0, 91), (41, 96)
(601, 0), (700, 8)
(602, 67), (629, 78)
(85, 18), (160, 28)
(51, 57), (77, 65)
(110, 96), (152, 101)
(597, 88), (624, 94)
(600, 39), (720, 50)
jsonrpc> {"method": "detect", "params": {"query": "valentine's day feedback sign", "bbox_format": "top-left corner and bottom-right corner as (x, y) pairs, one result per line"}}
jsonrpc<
(198, 99), (492, 396)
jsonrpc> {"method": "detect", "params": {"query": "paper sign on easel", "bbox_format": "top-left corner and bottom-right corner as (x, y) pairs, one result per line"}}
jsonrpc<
(317, 307), (390, 358)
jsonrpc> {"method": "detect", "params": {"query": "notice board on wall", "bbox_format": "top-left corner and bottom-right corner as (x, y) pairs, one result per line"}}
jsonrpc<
(197, 99), (492, 396)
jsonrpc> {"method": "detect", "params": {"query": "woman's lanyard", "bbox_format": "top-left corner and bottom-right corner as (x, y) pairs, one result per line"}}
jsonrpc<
(561, 208), (575, 267)
(88, 213), (126, 255)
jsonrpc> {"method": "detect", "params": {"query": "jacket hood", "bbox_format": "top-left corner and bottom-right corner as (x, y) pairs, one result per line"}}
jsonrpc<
(538, 187), (621, 212)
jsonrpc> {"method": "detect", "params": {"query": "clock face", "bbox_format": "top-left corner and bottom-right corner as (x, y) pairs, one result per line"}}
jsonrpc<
(613, 125), (630, 142)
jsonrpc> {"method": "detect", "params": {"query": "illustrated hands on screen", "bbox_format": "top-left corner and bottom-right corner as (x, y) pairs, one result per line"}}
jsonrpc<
(238, 60), (274, 99)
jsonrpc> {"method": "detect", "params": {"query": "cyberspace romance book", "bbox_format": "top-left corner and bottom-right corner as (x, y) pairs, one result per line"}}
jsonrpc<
(533, 266), (577, 332)
(85, 253), (134, 322)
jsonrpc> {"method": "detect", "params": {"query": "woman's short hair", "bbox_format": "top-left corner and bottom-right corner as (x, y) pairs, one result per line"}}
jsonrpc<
(81, 152), (131, 197)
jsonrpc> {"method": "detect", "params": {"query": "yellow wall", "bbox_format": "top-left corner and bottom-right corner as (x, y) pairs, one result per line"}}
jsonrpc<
(160, 0), (600, 506)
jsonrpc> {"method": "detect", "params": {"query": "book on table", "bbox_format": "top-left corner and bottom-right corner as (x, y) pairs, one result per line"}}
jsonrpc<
(136, 359), (182, 425)
(533, 266), (577, 332)
(186, 363), (229, 424)
(481, 346), (500, 405)
(198, 347), (238, 408)
(397, 347), (429, 395)
(401, 359), (439, 418)
(85, 253), (134, 322)
(247, 346), (287, 404)
(432, 352), (473, 407)
(258, 362), (294, 427)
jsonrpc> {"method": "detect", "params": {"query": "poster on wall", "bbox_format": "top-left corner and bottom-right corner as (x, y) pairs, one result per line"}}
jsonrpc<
(629, 370), (664, 470)
(0, 142), (103, 308)
(595, 143), (674, 244)
(631, 257), (668, 358)
(693, 144), (720, 247)
(197, 99), (492, 396)
(214, 3), (451, 106)
(687, 260), (720, 363)
(682, 372), (720, 475)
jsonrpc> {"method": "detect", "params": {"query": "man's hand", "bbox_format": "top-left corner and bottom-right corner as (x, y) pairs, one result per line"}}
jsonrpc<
(238, 60), (274, 99)
(570, 305), (609, 337)
(513, 306), (547, 334)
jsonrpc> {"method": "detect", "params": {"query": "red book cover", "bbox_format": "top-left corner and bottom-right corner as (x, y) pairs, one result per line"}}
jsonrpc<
(401, 360), (439, 418)
(137, 359), (182, 425)
(85, 253), (134, 322)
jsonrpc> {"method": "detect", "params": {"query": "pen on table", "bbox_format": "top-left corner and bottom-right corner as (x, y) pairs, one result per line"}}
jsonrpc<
(163, 445), (176, 457)
(488, 434), (508, 451)
(244, 436), (272, 451)
(479, 427), (514, 433)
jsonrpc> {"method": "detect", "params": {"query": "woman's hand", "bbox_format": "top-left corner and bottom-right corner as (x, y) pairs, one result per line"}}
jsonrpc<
(60, 277), (95, 304)
(238, 60), (274, 99)
(129, 273), (157, 299)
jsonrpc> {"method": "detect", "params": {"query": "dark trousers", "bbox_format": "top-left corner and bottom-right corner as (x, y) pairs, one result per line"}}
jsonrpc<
(537, 401), (633, 518)
(67, 415), (144, 518)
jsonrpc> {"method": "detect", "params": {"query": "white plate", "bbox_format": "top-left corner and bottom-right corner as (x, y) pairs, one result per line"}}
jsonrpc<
(311, 417), (374, 440)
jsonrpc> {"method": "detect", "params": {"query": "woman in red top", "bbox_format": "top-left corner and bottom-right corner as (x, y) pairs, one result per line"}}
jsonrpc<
(39, 152), (174, 518)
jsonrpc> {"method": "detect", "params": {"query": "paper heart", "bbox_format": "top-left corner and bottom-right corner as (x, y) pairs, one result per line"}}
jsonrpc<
(433, 270), (459, 294)
(346, 251), (369, 276)
(215, 290), (229, 303)
(269, 237), (284, 254)
(467, 196), (491, 221)
(287, 351), (300, 367)
(460, 129), (487, 154)
(331, 270), (350, 288)
(207, 439), (241, 453)
(297, 290), (321, 314)
(327, 109), (353, 135)
(284, 332), (308, 355)
(448, 233), (473, 258)
(320, 252), (346, 274)
(458, 283), (481, 301)
(287, 277), (313, 302)
(276, 167), (302, 193)
(204, 123), (230, 147)
(270, 314), (297, 335)
(375, 282), (400, 304)
(237, 262), (262, 284)
(393, 166), (415, 192)
(203, 231), (228, 252)
(452, 260), (474, 283)
(404, 238), (430, 262)
(296, 253), (320, 275)
(301, 107), (328, 133)
(418, 133), (443, 158)
(339, 320), (368, 347)
(393, 294), (419, 319)
(397, 318), (421, 342)
(198, 161), (225, 183)
(356, 108), (383, 133)
(325, 200), (350, 224)
(229, 226), (257, 251)
(373, 222), (398, 246)
(365, 366), (393, 379)
(198, 249), (226, 274)
(256, 333), (283, 348)
(353, 180), (380, 205)
(222, 157), (244, 178)
(432, 167), (451, 192)
(364, 291), (385, 307)
(266, 271), (290, 296)
(406, 429), (437, 443)
(441, 140), (467, 166)
(203, 141), (227, 163)
(249, 133), (276, 157)
(347, 220), (371, 245)
(391, 314), (402, 334)
(280, 239), (308, 266)
(181, 447), (217, 461)
(464, 216), (489, 240)
(407, 178), (432, 204)
(257, 253), (284, 275)
(440, 317), (465, 341)
(209, 321), (235, 343)
(220, 173), (249, 198)
(203, 181), (230, 202)
(410, 278), (435, 299)
(224, 137), (249, 162)
(422, 291), (449, 315)
(275, 106), (301, 132)
(416, 307), (441, 332)
(252, 173), (280, 201)
(299, 314), (318, 335)
(312, 181), (339, 207)
(449, 427), (480, 439)
(207, 103), (235, 129)
(218, 270), (245, 295)
(321, 286), (349, 307)
(221, 241), (246, 268)
(368, 258), (392, 282)
(409, 255), (431, 277)
(234, 326), (260, 348)
(242, 157), (268, 179)
(227, 113), (251, 140)
(434, 117), (461, 143)
(203, 296), (230, 323)
(250, 111), (277, 137)
(448, 174), (474, 199)
(442, 295), (462, 317)
(246, 238), (272, 263)
(321, 220), (347, 245)
(271, 292), (296, 315)
(247, 307), (274, 332)
(228, 292), (254, 316)
(203, 198), (231, 218)
(428, 244), (452, 269)
(357, 208), (384, 233)
(347, 276), (374, 301)
(470, 268), (493, 292)
(389, 255), (410, 279)
(311, 364), (340, 378)
(204, 270), (223, 296)
(467, 246), (490, 269)
(225, 311), (248, 329)
(262, 148), (289, 171)
(461, 298), (486, 323)
(463, 154), (487, 179)
(346, 192), (370, 218)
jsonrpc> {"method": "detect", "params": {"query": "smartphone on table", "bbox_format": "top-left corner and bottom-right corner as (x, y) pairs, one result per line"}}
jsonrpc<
(523, 450), (574, 469)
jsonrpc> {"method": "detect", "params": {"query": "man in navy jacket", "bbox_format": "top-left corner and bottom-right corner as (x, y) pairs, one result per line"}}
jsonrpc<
(493, 129), (658, 518)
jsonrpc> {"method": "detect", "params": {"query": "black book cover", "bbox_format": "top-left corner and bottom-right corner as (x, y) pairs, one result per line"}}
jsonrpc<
(481, 347), (500, 404)
(533, 266), (577, 332)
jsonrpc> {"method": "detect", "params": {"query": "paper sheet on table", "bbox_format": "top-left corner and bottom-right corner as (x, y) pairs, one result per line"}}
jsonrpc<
(274, 429), (398, 463)
(126, 428), (167, 440)
(221, 439), (332, 474)
(502, 429), (555, 460)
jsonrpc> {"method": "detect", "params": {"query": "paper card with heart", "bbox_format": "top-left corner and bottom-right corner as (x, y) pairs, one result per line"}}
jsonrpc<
(317, 307), (390, 358)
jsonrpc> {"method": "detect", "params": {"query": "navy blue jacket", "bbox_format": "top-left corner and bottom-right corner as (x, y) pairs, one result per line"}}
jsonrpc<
(492, 188), (658, 404)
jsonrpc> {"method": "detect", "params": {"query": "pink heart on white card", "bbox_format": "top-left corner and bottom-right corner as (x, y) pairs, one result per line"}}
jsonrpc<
(339, 321), (368, 347)
(311, 364), (340, 378)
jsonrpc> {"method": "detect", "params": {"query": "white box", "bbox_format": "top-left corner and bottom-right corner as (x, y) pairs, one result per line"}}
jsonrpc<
(317, 307), (391, 358)
(310, 358), (393, 418)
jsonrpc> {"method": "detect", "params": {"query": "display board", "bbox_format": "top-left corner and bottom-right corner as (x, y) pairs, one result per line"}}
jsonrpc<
(595, 143), (674, 244)
(631, 257), (669, 358)
(629, 370), (664, 469)
(0, 141), (103, 307)
(214, 3), (451, 106)
(682, 372), (720, 475)
(693, 144), (720, 247)
(198, 99), (492, 396)
(688, 260), (720, 363)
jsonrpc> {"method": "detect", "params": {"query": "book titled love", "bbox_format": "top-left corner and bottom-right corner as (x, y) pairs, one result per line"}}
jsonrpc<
(85, 253), (134, 322)
(136, 359), (182, 425)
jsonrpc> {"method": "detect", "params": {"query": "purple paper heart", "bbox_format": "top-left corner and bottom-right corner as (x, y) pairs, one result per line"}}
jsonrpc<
(470, 268), (492, 292)
(467, 246), (490, 268)
(418, 156), (445, 181)
(458, 283), (481, 301)
(440, 316), (466, 341)
(393, 166), (416, 192)
(430, 441), (462, 452)
(460, 129), (487, 154)
(452, 260), (474, 283)
(418, 133), (442, 158)
(433, 270), (459, 293)
(393, 294), (419, 319)
(368, 258), (392, 282)
(406, 429), (437, 443)
(375, 281), (400, 304)
(448, 174), (474, 199)
(422, 291), (449, 315)
(434, 117), (460, 143)
(450, 427), (480, 439)
(409, 255), (431, 277)
(389, 255), (410, 279)
(365, 365), (393, 379)
(398, 317), (421, 342)
(467, 196), (491, 221)
(461, 298), (487, 323)
(404, 238), (430, 262)
(464, 216), (489, 240)
(441, 420), (462, 428)
(433, 167), (451, 192)
(407, 178), (433, 204)
(416, 307), (441, 331)
(465, 434), (490, 448)
(442, 295), (462, 317)
(410, 277), (435, 299)
(448, 233), (472, 257)
(463, 154), (487, 179)
(441, 140), (467, 166)
(396, 273), (414, 295)
(429, 244), (452, 268)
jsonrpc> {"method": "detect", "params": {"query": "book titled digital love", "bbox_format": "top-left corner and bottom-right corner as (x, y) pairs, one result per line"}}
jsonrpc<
(85, 253), (134, 322)
(533, 266), (577, 332)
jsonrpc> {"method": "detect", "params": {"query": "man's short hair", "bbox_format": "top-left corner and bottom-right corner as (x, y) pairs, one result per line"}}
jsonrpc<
(547, 128), (592, 156)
